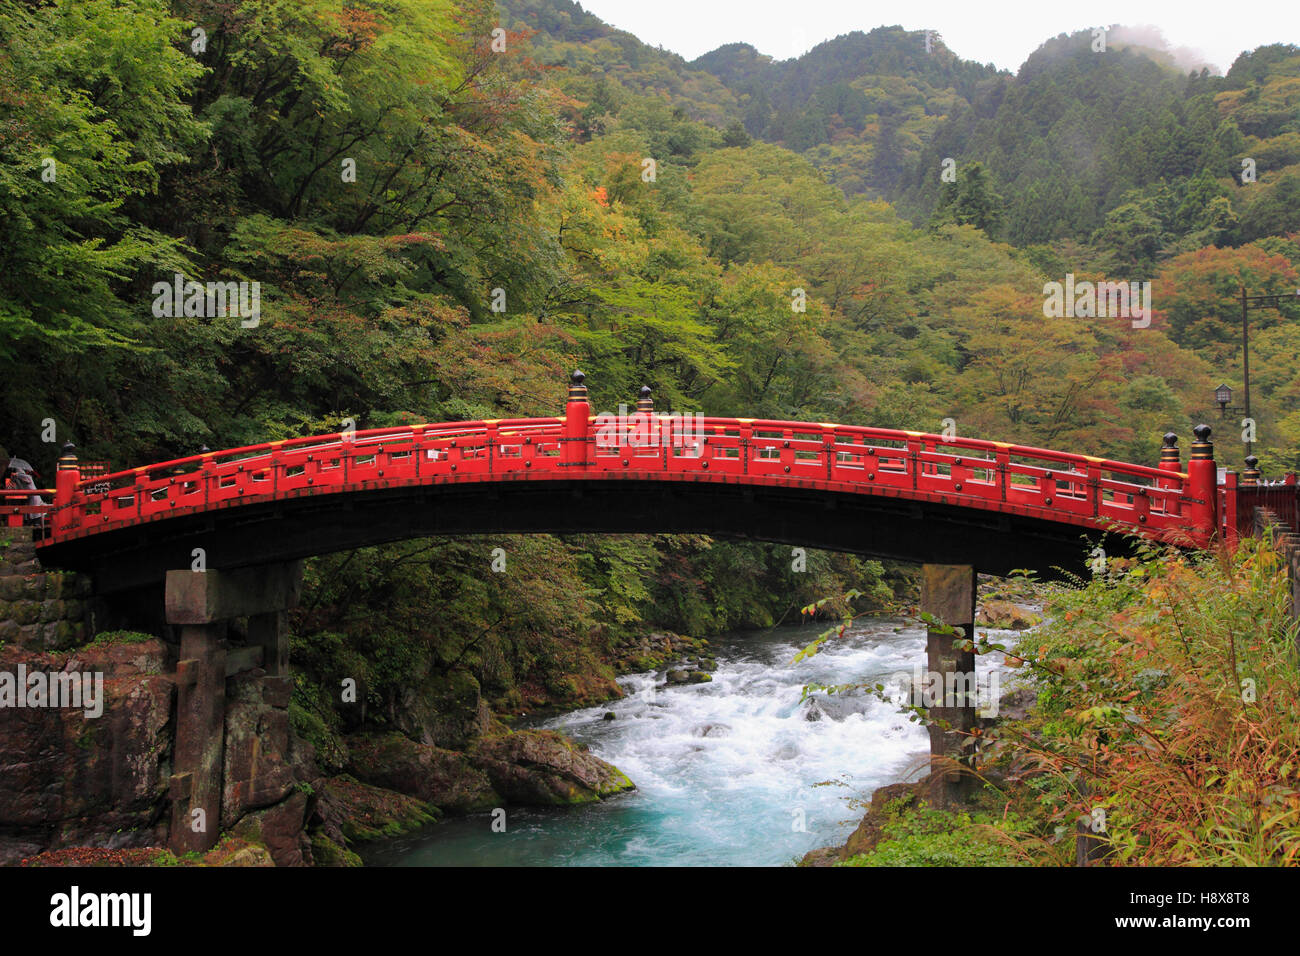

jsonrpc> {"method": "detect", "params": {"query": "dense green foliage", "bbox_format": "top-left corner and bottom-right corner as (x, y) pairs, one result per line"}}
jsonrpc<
(981, 539), (1300, 864)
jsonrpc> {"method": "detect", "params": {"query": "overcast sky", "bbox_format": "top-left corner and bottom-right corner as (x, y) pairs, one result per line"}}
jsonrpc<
(573, 0), (1300, 74)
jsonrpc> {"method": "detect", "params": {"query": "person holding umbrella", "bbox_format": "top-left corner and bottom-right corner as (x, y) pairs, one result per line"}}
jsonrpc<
(3, 449), (47, 526)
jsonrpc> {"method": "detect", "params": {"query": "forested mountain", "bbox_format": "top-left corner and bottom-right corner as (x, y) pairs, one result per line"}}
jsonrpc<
(497, 0), (740, 127)
(898, 36), (1300, 251)
(504, 3), (1300, 257)
(502, 2), (1001, 197)
(690, 29), (1001, 196)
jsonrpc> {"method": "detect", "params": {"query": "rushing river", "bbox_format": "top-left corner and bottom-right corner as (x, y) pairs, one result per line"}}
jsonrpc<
(362, 617), (1012, 867)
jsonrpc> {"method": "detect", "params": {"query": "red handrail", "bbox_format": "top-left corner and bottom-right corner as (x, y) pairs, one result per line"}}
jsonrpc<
(1, 489), (54, 528)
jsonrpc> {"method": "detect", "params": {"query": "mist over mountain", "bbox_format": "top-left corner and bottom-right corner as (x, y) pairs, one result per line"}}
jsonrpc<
(503, 0), (1300, 249)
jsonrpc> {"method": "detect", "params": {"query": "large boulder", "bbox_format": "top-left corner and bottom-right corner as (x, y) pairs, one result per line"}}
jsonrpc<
(976, 601), (1042, 630)
(405, 669), (491, 750)
(344, 732), (497, 813)
(230, 789), (313, 867)
(470, 729), (634, 806)
(342, 728), (635, 813)
(314, 774), (439, 845)
(221, 673), (297, 829)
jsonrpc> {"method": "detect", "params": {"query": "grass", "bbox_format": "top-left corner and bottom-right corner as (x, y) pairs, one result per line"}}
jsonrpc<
(838, 806), (1031, 866)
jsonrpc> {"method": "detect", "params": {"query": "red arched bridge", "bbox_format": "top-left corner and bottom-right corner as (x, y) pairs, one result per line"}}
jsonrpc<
(8, 372), (1295, 594)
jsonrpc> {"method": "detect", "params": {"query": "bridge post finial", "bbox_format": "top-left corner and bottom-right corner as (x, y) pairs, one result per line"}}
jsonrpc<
(54, 441), (79, 536)
(1186, 424), (1218, 545)
(1157, 432), (1181, 515)
(1159, 432), (1179, 469)
(634, 386), (654, 448)
(563, 371), (591, 468)
(1243, 455), (1261, 486)
(567, 370), (587, 402)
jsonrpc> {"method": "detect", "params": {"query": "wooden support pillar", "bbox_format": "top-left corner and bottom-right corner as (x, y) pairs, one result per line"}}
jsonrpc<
(248, 610), (289, 676)
(170, 621), (227, 853)
(164, 562), (302, 854)
(921, 563), (978, 807)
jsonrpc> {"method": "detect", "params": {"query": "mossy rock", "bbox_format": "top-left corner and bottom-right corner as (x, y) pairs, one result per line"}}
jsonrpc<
(471, 729), (635, 806)
(290, 700), (347, 774)
(310, 832), (363, 867)
(148, 837), (274, 867)
(322, 774), (441, 843)
(88, 629), (154, 647)
(200, 837), (276, 867)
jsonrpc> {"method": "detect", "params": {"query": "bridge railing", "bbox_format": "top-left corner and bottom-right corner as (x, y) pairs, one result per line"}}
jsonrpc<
(586, 414), (1193, 541)
(58, 418), (573, 535)
(1226, 479), (1300, 539)
(1, 490), (54, 528)
(36, 389), (1211, 548)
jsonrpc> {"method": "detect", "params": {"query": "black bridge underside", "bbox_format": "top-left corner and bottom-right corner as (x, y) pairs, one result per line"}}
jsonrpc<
(39, 479), (1137, 595)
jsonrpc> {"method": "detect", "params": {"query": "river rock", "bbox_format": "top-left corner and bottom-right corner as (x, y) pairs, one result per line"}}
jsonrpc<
(230, 789), (313, 867)
(470, 729), (635, 806)
(811, 692), (871, 721)
(616, 630), (702, 672)
(693, 723), (730, 737)
(344, 732), (497, 813)
(305, 774), (436, 865)
(990, 686), (1036, 722)
(976, 601), (1042, 630)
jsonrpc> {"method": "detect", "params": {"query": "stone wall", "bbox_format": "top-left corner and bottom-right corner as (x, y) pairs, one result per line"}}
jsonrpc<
(0, 528), (93, 650)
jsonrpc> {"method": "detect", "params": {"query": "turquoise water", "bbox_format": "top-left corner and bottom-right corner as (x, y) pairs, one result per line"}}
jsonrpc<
(362, 618), (1007, 867)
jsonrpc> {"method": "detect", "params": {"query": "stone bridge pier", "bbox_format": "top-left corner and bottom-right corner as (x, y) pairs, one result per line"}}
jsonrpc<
(920, 563), (978, 807)
(164, 562), (302, 854)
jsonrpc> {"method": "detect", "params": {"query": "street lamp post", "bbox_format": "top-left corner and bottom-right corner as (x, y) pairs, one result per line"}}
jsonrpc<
(1238, 285), (1300, 458)
(1214, 383), (1237, 419)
